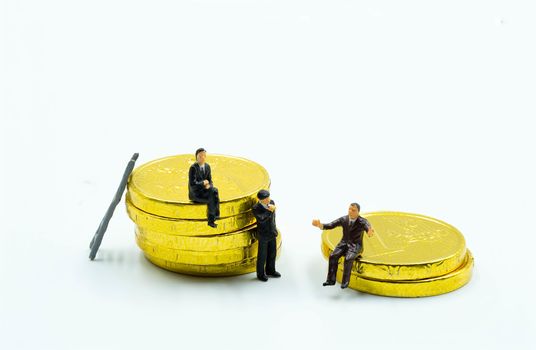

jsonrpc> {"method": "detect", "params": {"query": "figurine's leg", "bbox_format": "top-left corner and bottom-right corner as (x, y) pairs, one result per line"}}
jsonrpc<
(265, 239), (277, 275)
(326, 243), (346, 285)
(212, 186), (220, 219)
(207, 187), (219, 225)
(193, 190), (216, 227)
(190, 193), (209, 204)
(256, 240), (268, 281)
(341, 251), (358, 289)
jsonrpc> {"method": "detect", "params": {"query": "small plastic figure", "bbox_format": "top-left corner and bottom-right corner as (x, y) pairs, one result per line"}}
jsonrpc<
(252, 189), (281, 282)
(312, 202), (374, 289)
(188, 148), (220, 227)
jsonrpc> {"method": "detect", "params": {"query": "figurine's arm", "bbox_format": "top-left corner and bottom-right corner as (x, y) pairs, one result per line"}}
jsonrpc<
(266, 199), (276, 212)
(312, 217), (343, 230)
(253, 205), (273, 223)
(189, 166), (204, 188)
(322, 217), (344, 230)
(269, 200), (277, 236)
(363, 218), (374, 237)
(207, 165), (213, 185)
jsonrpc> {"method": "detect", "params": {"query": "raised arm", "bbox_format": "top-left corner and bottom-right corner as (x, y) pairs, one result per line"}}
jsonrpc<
(253, 204), (273, 223)
(312, 217), (343, 230)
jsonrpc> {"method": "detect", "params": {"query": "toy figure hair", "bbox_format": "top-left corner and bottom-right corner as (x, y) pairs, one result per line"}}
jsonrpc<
(257, 189), (270, 200)
(350, 202), (360, 211)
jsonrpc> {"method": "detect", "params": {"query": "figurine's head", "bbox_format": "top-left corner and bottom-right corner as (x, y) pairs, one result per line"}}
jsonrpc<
(257, 189), (271, 205)
(195, 148), (207, 164)
(348, 202), (360, 219)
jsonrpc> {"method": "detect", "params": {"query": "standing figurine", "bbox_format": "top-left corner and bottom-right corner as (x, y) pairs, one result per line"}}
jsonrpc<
(252, 190), (281, 282)
(188, 148), (220, 228)
(312, 203), (374, 289)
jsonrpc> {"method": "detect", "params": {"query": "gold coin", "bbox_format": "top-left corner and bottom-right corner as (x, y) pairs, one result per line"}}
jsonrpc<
(126, 198), (256, 236)
(142, 242), (283, 276)
(144, 253), (258, 276)
(321, 211), (467, 280)
(136, 225), (257, 251)
(135, 230), (282, 265)
(127, 154), (270, 219)
(333, 250), (474, 297)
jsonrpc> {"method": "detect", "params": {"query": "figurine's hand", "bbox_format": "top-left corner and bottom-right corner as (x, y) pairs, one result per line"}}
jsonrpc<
(268, 204), (276, 212)
(204, 184), (210, 189)
(203, 180), (209, 186)
(367, 228), (375, 238)
(312, 219), (321, 228)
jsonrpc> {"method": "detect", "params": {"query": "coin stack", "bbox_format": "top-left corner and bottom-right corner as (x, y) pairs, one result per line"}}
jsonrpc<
(126, 154), (281, 276)
(321, 212), (474, 297)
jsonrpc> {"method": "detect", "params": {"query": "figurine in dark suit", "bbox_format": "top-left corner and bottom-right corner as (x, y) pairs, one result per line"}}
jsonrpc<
(188, 148), (220, 228)
(312, 203), (374, 289)
(252, 189), (281, 282)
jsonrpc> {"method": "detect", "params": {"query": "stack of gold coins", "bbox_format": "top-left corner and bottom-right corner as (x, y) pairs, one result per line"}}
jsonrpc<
(320, 212), (474, 297)
(126, 154), (281, 276)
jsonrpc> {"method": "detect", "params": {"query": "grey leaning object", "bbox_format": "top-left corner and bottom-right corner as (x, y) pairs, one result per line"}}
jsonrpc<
(89, 153), (139, 260)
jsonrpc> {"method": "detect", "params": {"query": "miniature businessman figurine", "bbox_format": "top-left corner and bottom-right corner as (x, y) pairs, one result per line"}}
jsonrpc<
(252, 190), (281, 282)
(188, 148), (220, 228)
(312, 203), (374, 289)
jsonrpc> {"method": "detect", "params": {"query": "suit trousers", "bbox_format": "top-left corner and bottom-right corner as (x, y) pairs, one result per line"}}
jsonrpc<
(327, 241), (363, 285)
(257, 238), (277, 277)
(190, 186), (220, 223)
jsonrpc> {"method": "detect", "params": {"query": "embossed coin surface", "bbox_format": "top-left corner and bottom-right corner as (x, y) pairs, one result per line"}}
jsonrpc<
(321, 212), (467, 280)
(127, 154), (270, 219)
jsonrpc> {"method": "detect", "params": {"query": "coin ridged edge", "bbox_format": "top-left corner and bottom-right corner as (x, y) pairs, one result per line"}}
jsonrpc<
(135, 230), (282, 265)
(336, 250), (474, 297)
(126, 198), (257, 236)
(136, 225), (257, 251)
(320, 241), (467, 281)
(142, 242), (283, 276)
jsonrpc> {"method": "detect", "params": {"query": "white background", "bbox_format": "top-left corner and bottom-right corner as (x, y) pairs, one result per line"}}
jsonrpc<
(1, 1), (535, 349)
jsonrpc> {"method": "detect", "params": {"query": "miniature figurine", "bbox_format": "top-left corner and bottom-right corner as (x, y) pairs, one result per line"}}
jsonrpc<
(188, 148), (220, 227)
(312, 202), (374, 289)
(252, 189), (281, 282)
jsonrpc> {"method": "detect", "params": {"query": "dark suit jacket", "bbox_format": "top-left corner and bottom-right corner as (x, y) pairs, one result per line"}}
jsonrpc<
(252, 200), (278, 242)
(323, 215), (371, 250)
(188, 163), (213, 200)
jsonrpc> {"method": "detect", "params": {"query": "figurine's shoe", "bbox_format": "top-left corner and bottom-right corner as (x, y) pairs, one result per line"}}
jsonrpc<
(323, 280), (336, 286)
(267, 271), (281, 278)
(208, 222), (218, 228)
(257, 275), (268, 282)
(340, 282), (349, 289)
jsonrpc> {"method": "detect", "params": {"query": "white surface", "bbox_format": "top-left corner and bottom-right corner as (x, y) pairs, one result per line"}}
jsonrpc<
(1, 1), (535, 349)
